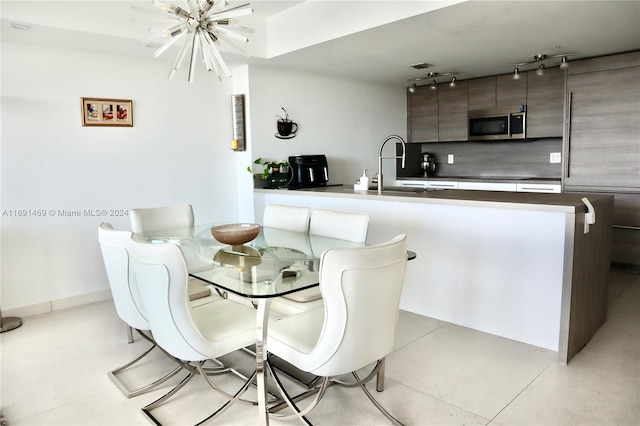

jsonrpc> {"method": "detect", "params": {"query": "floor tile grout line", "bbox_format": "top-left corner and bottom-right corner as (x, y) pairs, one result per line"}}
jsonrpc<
(486, 360), (555, 424)
(392, 321), (449, 354)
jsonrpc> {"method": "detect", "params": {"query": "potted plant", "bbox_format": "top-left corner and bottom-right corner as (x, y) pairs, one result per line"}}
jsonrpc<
(248, 158), (290, 188)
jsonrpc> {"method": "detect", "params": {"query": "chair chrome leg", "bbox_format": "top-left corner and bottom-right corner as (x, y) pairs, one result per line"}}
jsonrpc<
(354, 371), (404, 426)
(127, 325), (134, 344)
(141, 362), (259, 426)
(267, 361), (327, 424)
(108, 338), (183, 398)
(142, 371), (195, 414)
(376, 358), (386, 392)
(195, 363), (259, 425)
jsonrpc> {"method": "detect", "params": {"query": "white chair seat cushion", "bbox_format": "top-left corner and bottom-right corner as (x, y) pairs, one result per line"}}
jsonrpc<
(268, 307), (324, 363)
(189, 300), (257, 357)
(189, 292), (224, 308)
(270, 297), (323, 317)
(282, 287), (322, 303)
(188, 278), (212, 301)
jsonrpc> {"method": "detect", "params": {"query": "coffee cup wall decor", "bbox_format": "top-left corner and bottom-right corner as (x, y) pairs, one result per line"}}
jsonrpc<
(275, 107), (297, 139)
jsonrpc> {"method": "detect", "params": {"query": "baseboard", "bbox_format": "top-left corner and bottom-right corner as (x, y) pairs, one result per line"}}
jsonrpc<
(3, 289), (112, 319)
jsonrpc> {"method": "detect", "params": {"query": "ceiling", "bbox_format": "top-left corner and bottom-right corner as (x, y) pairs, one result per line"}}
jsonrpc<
(2, 1), (639, 87)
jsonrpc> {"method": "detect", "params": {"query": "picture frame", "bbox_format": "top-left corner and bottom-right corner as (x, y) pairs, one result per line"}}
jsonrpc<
(81, 97), (133, 127)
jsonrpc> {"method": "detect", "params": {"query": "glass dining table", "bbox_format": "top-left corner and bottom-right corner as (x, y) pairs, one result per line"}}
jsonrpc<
(139, 223), (367, 425)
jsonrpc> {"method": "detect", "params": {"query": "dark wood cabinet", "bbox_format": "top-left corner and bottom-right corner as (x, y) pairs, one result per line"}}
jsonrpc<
(611, 193), (640, 268)
(438, 80), (468, 141)
(407, 86), (438, 142)
(564, 51), (640, 269)
(565, 65), (640, 191)
(468, 77), (495, 110)
(468, 75), (526, 111)
(526, 67), (565, 138)
(497, 74), (526, 107)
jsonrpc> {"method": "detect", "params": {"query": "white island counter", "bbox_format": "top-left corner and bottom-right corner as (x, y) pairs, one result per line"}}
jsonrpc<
(254, 187), (614, 364)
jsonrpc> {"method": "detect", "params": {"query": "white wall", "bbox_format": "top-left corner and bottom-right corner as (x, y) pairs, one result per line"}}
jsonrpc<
(0, 41), (239, 314)
(246, 65), (406, 187)
(0, 41), (407, 317)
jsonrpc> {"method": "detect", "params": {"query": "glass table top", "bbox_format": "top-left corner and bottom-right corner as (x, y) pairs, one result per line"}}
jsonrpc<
(139, 224), (363, 299)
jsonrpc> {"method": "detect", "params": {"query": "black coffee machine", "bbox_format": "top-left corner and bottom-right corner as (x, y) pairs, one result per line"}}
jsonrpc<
(288, 155), (329, 188)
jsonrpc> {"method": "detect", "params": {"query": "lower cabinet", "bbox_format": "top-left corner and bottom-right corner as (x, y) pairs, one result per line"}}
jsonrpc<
(458, 182), (516, 192)
(611, 193), (640, 269)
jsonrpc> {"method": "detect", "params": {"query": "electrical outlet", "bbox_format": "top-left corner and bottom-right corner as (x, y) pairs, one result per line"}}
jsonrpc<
(447, 154), (454, 164)
(550, 152), (562, 164)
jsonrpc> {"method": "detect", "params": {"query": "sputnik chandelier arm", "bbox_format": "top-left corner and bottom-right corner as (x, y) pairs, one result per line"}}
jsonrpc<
(138, 0), (254, 83)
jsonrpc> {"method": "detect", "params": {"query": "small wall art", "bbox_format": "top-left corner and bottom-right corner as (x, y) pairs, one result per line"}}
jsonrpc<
(81, 97), (133, 127)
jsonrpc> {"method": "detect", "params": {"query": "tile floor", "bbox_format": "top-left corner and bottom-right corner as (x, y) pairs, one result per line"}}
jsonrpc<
(1, 268), (638, 425)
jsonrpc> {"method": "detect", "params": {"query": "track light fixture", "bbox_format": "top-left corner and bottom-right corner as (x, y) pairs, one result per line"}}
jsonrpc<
(512, 52), (574, 77)
(407, 71), (459, 93)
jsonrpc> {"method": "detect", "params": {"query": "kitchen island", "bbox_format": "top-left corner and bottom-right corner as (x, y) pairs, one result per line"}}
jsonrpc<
(254, 187), (614, 364)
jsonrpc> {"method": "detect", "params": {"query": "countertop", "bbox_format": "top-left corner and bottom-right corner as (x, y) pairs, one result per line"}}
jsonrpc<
(256, 185), (612, 214)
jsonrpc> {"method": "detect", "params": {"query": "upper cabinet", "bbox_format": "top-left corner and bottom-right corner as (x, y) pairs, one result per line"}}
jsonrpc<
(468, 75), (526, 110)
(468, 77), (496, 110)
(407, 86), (438, 142)
(438, 80), (468, 142)
(497, 74), (527, 107)
(407, 81), (469, 143)
(526, 67), (565, 138)
(408, 67), (564, 142)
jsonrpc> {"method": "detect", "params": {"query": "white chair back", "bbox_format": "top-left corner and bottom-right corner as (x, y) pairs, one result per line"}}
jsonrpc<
(309, 209), (369, 243)
(307, 234), (406, 377)
(130, 203), (212, 275)
(98, 222), (148, 331)
(263, 204), (310, 233)
(130, 204), (194, 233)
(128, 234), (254, 361)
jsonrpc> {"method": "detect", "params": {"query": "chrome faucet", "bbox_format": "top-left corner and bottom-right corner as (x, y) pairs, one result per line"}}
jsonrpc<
(377, 135), (406, 193)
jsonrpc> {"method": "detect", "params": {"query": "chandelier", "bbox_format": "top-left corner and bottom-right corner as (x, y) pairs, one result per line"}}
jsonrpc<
(141, 0), (254, 83)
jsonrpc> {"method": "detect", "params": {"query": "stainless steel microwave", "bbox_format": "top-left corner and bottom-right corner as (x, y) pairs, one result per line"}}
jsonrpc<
(468, 105), (526, 141)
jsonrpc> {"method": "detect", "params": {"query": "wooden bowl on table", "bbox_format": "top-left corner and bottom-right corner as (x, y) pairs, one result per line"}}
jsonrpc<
(211, 223), (261, 246)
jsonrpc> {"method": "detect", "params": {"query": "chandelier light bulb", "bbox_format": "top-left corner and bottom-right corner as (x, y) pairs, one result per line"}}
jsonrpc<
(536, 63), (546, 76)
(560, 56), (569, 69)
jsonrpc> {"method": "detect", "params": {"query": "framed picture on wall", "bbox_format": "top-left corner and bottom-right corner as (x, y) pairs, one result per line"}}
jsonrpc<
(81, 97), (133, 127)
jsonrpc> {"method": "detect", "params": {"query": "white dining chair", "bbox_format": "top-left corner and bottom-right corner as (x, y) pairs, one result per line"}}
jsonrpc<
(266, 234), (408, 425)
(98, 223), (218, 398)
(128, 233), (259, 425)
(270, 209), (370, 317)
(263, 204), (310, 233)
(130, 204), (213, 308)
(309, 208), (369, 243)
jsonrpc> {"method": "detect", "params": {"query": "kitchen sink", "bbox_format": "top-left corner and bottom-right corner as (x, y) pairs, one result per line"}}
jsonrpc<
(343, 186), (426, 194)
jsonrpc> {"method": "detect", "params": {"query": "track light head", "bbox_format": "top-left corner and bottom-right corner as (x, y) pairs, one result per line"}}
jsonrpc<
(513, 67), (520, 80)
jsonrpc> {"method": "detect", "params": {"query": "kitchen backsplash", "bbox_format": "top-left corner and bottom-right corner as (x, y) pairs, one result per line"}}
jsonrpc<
(397, 138), (562, 179)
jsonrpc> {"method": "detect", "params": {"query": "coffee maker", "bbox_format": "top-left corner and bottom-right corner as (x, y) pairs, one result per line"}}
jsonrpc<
(421, 153), (436, 177)
(288, 155), (329, 188)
